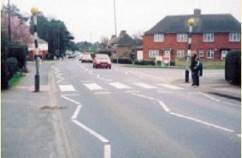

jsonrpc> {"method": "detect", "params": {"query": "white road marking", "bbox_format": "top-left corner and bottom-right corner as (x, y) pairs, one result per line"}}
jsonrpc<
(169, 112), (234, 133)
(84, 83), (103, 91)
(94, 91), (111, 95)
(62, 94), (111, 158)
(109, 82), (131, 89)
(134, 82), (157, 89)
(61, 95), (80, 105)
(158, 83), (183, 90)
(71, 105), (82, 120)
(237, 134), (241, 138)
(199, 92), (220, 102)
(158, 100), (171, 112)
(104, 144), (111, 158)
(72, 120), (110, 143)
(59, 85), (76, 92)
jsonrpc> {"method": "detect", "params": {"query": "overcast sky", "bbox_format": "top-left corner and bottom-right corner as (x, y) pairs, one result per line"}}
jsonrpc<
(2, 0), (241, 42)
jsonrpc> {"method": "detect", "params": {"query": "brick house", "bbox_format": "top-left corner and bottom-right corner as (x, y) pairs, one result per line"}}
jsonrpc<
(28, 37), (48, 60)
(143, 9), (241, 62)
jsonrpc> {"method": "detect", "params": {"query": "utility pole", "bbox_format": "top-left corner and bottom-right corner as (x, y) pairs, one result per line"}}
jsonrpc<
(113, 0), (117, 36)
(31, 7), (40, 92)
(7, 0), (11, 43)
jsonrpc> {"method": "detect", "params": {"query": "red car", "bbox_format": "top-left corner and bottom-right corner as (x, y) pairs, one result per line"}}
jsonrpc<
(93, 54), (112, 69)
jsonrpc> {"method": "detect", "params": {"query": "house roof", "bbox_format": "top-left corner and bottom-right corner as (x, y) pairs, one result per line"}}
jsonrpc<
(145, 13), (241, 35)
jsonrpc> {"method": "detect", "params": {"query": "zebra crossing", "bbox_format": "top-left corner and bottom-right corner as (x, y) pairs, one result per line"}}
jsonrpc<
(59, 81), (183, 93)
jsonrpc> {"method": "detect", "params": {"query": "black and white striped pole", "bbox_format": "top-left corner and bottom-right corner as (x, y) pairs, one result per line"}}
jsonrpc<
(185, 18), (195, 83)
(31, 7), (40, 92)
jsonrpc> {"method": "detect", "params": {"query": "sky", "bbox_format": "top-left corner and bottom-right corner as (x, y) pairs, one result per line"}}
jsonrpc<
(2, 0), (241, 42)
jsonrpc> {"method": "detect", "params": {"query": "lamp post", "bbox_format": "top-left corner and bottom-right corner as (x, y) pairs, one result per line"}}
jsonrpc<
(185, 18), (195, 83)
(31, 7), (40, 92)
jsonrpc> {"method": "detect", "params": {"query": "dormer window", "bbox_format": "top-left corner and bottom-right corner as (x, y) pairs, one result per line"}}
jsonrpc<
(154, 33), (164, 42)
(229, 33), (240, 42)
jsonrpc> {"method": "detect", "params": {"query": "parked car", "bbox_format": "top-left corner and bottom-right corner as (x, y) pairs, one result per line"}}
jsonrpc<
(93, 54), (112, 69)
(68, 54), (76, 58)
(81, 54), (93, 63)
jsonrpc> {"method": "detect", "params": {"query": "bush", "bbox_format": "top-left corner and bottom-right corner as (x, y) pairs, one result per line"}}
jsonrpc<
(6, 57), (18, 79)
(1, 59), (9, 89)
(134, 60), (155, 65)
(8, 44), (28, 71)
(225, 50), (241, 85)
(112, 58), (132, 64)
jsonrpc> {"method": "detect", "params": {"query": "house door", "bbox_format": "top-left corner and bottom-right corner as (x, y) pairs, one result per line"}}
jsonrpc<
(164, 49), (171, 65)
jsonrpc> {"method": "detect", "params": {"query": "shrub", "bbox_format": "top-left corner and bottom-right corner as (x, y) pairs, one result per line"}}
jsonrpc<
(112, 58), (132, 64)
(1, 59), (9, 89)
(6, 57), (18, 79)
(134, 60), (155, 65)
(225, 50), (241, 85)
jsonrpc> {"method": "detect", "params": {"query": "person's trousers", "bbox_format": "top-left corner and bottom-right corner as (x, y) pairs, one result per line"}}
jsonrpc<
(192, 72), (199, 86)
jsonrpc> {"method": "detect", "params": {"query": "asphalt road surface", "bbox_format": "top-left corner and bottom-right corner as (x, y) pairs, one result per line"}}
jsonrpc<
(51, 59), (240, 158)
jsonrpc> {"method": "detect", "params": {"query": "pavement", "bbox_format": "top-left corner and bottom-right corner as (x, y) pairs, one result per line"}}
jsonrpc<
(2, 61), (70, 158)
(2, 59), (241, 158)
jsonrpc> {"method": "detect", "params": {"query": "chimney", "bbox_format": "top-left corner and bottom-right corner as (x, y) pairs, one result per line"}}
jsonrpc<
(194, 9), (201, 16)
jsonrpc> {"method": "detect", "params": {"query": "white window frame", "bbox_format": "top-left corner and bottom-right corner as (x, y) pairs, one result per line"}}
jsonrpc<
(203, 33), (214, 42)
(198, 50), (205, 57)
(176, 33), (188, 42)
(176, 49), (185, 58)
(207, 49), (215, 59)
(229, 33), (240, 42)
(221, 50), (228, 60)
(154, 33), (164, 42)
(148, 50), (159, 58)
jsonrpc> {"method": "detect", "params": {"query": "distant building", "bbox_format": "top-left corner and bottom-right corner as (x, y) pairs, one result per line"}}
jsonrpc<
(28, 37), (48, 60)
(109, 30), (136, 59)
(143, 9), (241, 62)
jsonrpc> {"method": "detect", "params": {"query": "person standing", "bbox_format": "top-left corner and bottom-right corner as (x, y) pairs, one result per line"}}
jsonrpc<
(190, 54), (202, 87)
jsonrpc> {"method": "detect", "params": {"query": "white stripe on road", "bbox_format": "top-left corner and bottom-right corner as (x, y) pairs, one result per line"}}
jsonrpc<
(109, 82), (131, 89)
(71, 105), (82, 120)
(237, 134), (241, 138)
(59, 85), (76, 92)
(158, 83), (183, 90)
(83, 83), (103, 91)
(158, 100), (171, 112)
(61, 95), (80, 105)
(199, 92), (220, 102)
(169, 112), (234, 133)
(134, 82), (157, 89)
(72, 119), (110, 143)
(104, 144), (111, 158)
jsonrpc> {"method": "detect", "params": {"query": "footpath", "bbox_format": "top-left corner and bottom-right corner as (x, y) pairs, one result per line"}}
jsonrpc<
(2, 61), (68, 158)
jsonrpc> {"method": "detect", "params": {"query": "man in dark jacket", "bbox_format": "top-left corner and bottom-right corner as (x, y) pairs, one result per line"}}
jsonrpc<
(190, 54), (202, 87)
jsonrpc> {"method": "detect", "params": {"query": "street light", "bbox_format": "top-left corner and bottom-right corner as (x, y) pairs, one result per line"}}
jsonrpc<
(185, 17), (196, 83)
(31, 7), (40, 92)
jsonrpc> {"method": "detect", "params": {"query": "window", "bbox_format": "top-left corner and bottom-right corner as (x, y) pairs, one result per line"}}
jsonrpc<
(154, 34), (164, 42)
(203, 33), (214, 42)
(176, 49), (185, 58)
(207, 49), (214, 59)
(198, 50), (205, 57)
(176, 34), (188, 42)
(221, 50), (228, 59)
(148, 50), (159, 58)
(229, 33), (240, 42)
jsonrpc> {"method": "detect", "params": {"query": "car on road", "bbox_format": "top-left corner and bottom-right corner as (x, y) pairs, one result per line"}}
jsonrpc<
(93, 54), (112, 69)
(68, 54), (76, 59)
(81, 53), (93, 63)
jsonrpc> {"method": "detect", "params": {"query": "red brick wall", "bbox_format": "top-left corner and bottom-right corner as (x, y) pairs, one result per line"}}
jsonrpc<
(143, 33), (241, 61)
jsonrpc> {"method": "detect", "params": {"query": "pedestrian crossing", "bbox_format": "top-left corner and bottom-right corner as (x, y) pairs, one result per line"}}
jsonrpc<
(59, 82), (183, 93)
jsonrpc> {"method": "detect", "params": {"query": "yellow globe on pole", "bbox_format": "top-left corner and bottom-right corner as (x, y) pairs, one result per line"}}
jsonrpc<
(31, 7), (39, 15)
(187, 18), (195, 26)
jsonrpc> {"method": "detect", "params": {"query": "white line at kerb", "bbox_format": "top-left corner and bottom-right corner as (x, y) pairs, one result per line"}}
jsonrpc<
(169, 112), (234, 133)
(134, 82), (157, 89)
(199, 92), (220, 102)
(158, 83), (183, 90)
(72, 119), (110, 143)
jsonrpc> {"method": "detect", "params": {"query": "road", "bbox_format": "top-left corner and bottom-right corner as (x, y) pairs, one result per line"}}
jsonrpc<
(51, 59), (240, 158)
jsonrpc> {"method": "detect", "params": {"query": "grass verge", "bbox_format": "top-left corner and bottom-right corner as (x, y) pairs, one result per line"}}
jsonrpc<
(8, 72), (24, 87)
